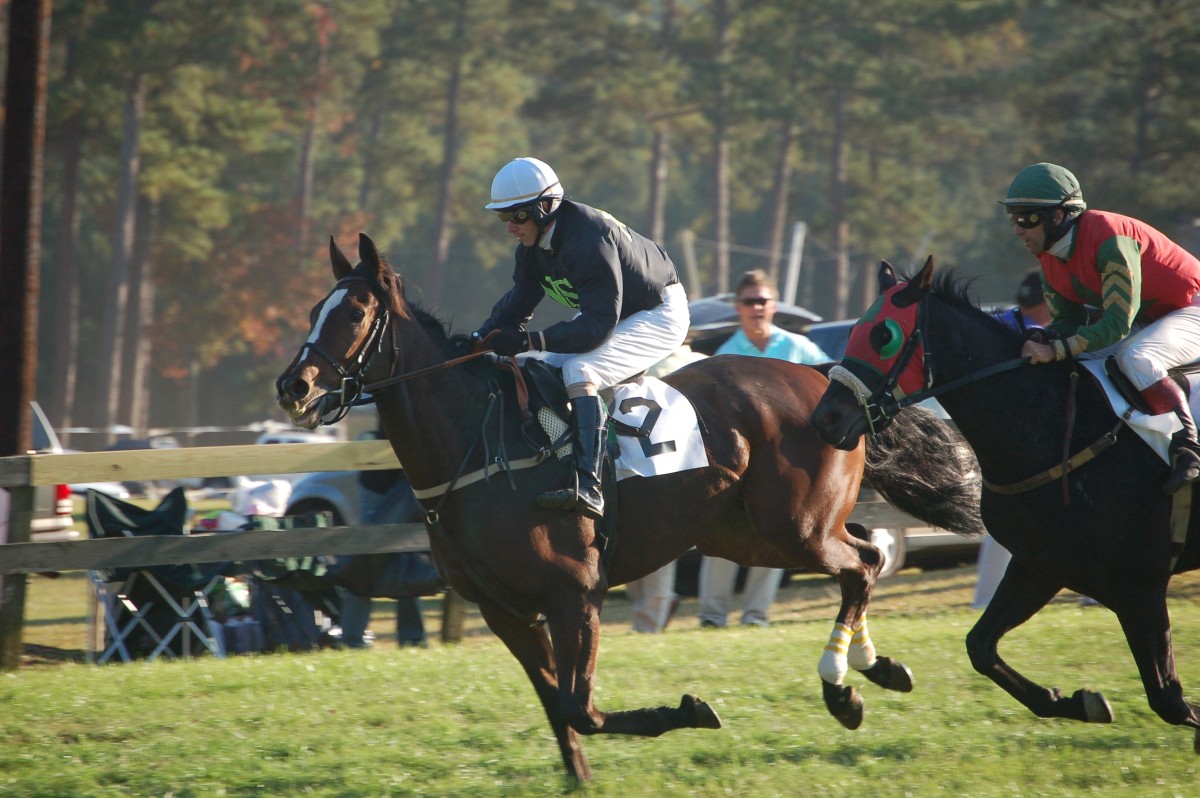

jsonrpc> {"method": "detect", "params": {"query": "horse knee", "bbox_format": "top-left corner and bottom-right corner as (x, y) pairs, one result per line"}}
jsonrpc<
(1145, 684), (1192, 726)
(965, 628), (998, 674)
(562, 703), (602, 735)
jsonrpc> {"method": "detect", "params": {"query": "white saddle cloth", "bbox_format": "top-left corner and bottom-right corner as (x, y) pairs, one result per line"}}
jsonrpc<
(609, 376), (709, 481)
(1080, 360), (1197, 465)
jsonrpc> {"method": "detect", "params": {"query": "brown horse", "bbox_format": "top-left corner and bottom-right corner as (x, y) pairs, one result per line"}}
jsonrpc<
(276, 233), (972, 781)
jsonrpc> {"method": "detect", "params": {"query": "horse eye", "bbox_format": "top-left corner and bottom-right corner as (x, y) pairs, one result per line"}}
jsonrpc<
(870, 319), (905, 360)
(350, 308), (366, 324)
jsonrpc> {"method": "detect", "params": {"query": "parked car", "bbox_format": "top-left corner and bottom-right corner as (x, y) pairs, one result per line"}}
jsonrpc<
(284, 468), (422, 528)
(28, 401), (76, 543)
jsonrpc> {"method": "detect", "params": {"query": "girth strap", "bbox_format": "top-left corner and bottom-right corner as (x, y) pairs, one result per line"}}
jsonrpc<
(983, 415), (1126, 496)
(411, 453), (549, 500)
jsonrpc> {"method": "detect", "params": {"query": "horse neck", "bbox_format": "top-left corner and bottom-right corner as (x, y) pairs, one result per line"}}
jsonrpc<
(926, 301), (1066, 468)
(371, 316), (491, 491)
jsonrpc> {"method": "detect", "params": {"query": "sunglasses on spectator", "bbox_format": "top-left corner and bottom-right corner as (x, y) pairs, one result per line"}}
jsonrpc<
(1009, 211), (1045, 230)
(497, 206), (537, 225)
(737, 296), (773, 307)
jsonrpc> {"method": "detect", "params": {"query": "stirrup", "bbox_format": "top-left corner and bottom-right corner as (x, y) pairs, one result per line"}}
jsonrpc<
(1163, 462), (1200, 494)
(1163, 447), (1200, 494)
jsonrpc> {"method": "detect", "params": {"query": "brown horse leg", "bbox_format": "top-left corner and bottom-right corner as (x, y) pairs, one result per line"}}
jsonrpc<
(543, 596), (722, 738)
(814, 530), (913, 728)
(1110, 585), (1200, 745)
(965, 565), (1112, 722)
(475, 599), (592, 782)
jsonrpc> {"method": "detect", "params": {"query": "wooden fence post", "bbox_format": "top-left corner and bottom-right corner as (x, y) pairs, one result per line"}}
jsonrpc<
(439, 589), (467, 644)
(0, 486), (34, 670)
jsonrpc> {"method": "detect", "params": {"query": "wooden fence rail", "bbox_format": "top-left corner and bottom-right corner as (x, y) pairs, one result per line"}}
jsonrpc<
(0, 440), (467, 668)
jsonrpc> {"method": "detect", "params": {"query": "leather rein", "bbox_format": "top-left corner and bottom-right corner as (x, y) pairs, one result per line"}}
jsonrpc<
(852, 296), (1126, 501)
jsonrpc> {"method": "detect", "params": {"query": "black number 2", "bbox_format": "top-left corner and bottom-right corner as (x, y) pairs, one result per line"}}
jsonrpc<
(618, 397), (678, 458)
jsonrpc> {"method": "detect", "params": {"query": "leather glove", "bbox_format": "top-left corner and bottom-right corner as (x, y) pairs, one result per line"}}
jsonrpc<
(490, 327), (530, 357)
(1025, 327), (1061, 345)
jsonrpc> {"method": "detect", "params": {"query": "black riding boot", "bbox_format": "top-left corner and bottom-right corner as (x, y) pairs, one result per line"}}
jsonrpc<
(1143, 376), (1200, 494)
(535, 395), (606, 519)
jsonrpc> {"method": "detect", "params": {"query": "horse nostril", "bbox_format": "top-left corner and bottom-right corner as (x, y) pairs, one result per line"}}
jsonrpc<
(277, 376), (308, 402)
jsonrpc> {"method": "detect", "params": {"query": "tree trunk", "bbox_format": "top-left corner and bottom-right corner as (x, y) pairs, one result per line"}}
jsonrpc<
(100, 73), (144, 444)
(295, 15), (331, 268)
(358, 110), (383, 211)
(426, 0), (468, 308)
(647, 125), (670, 244)
(47, 117), (83, 446)
(711, 0), (732, 295)
(124, 195), (158, 436)
(763, 115), (797, 283)
(647, 0), (677, 246)
(829, 87), (851, 320)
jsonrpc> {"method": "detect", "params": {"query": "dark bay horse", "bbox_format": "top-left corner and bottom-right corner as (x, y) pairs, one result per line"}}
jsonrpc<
(276, 234), (982, 780)
(812, 257), (1200, 754)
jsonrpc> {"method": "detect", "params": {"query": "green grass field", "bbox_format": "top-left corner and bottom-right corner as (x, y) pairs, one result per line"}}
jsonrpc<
(4, 563), (1199, 797)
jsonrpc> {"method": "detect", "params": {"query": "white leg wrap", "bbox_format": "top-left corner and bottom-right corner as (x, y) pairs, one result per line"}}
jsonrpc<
(848, 615), (878, 671)
(818, 622), (852, 685)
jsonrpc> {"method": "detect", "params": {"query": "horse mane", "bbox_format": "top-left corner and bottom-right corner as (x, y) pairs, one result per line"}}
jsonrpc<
(360, 251), (471, 360)
(898, 265), (1025, 343)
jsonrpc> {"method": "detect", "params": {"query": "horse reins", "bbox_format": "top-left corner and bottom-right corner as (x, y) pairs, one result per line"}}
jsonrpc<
(857, 296), (1127, 502)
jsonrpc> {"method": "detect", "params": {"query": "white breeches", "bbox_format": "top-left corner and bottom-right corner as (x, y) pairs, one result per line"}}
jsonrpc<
(536, 283), (689, 390)
(1114, 295), (1200, 391)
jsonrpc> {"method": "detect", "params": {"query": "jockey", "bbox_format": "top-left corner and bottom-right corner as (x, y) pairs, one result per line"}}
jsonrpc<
(473, 157), (690, 519)
(1002, 162), (1200, 493)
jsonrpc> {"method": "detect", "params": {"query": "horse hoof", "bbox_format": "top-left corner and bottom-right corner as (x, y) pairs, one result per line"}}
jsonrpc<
(822, 681), (864, 730)
(681, 694), (722, 729)
(1075, 689), (1114, 724)
(859, 656), (915, 693)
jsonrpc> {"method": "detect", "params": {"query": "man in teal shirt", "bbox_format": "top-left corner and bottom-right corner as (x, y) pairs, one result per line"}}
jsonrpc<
(700, 270), (830, 628)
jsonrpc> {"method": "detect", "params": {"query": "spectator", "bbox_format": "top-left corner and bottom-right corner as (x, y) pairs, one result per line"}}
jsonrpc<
(699, 270), (830, 628)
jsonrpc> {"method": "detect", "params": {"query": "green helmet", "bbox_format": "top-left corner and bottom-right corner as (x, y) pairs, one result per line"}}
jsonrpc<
(1000, 163), (1087, 212)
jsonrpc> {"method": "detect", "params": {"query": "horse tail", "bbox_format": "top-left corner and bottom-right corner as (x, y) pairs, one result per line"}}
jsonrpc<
(862, 405), (987, 538)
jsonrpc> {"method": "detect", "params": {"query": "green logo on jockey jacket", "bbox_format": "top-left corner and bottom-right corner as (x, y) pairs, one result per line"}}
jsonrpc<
(543, 275), (579, 308)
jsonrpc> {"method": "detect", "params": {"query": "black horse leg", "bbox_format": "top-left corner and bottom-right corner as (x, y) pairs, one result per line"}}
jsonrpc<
(966, 565), (1112, 723)
(543, 594), (722, 738)
(475, 599), (593, 782)
(1110, 584), (1200, 742)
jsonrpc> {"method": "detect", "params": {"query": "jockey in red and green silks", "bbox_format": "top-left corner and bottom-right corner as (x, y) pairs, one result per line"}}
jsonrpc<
(1001, 162), (1200, 494)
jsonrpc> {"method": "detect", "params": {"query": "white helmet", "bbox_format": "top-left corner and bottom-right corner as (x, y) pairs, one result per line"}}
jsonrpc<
(485, 157), (563, 210)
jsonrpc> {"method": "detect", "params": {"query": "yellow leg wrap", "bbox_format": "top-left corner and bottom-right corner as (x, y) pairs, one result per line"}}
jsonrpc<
(848, 614), (878, 671)
(818, 622), (852, 685)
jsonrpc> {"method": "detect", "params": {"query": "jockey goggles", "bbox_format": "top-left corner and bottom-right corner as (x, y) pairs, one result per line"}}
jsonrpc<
(1009, 210), (1046, 229)
(497, 205), (537, 225)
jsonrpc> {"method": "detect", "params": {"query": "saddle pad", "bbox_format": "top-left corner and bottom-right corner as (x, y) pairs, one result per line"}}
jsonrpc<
(609, 376), (708, 481)
(1081, 360), (1183, 465)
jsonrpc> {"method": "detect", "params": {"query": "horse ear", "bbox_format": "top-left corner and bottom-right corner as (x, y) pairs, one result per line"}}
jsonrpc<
(915, 255), (935, 291)
(330, 236), (353, 279)
(357, 232), (386, 279)
(878, 261), (898, 294)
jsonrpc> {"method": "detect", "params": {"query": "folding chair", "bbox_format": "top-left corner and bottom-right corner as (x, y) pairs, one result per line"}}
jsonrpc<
(85, 487), (228, 663)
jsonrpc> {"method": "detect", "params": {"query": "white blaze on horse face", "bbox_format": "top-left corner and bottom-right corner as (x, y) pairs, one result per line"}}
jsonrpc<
(307, 288), (349, 345)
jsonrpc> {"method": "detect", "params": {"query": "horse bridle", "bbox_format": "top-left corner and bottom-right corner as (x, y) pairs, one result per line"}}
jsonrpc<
(830, 295), (1028, 437)
(304, 275), (495, 425)
(830, 293), (1125, 500)
(296, 276), (393, 424)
